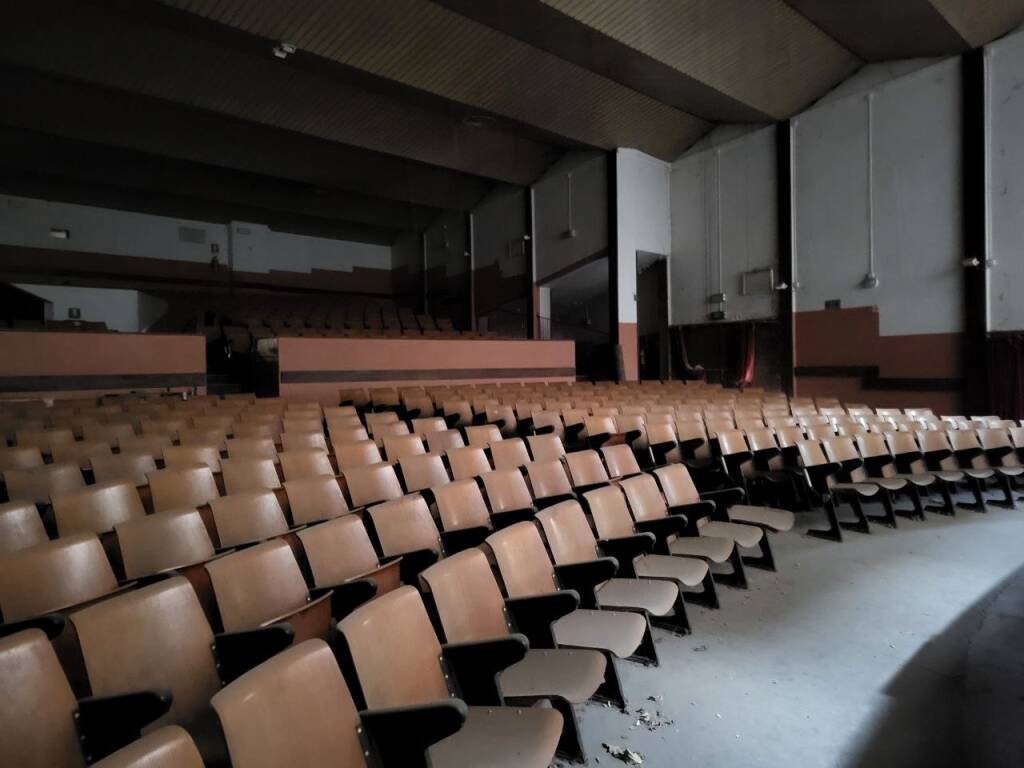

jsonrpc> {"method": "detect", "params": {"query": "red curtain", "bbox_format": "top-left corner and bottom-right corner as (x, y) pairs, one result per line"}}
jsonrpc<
(987, 334), (1024, 420)
(736, 322), (756, 389)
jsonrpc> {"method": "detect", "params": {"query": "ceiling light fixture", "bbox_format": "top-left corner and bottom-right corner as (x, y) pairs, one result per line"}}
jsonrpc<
(273, 42), (296, 59)
(463, 114), (495, 129)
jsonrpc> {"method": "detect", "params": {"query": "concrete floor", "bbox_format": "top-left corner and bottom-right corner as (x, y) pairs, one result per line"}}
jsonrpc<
(564, 498), (1024, 768)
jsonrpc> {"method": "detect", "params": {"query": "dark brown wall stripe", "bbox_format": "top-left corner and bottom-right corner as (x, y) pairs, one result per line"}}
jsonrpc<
(282, 368), (575, 383)
(0, 373), (206, 392)
(794, 366), (962, 393)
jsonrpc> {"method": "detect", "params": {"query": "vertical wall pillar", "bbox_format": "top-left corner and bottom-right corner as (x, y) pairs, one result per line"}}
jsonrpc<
(610, 150), (639, 381)
(775, 121), (795, 396)
(962, 49), (989, 413)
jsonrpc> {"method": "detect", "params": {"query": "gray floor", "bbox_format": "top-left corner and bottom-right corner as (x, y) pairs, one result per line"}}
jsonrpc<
(565, 499), (1024, 768)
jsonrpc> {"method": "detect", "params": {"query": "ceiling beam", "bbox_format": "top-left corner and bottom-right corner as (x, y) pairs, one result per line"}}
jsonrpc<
(0, 66), (493, 213)
(432, 0), (773, 123)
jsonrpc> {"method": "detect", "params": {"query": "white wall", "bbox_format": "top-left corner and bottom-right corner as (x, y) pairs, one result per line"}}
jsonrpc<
(14, 283), (168, 333)
(988, 27), (1024, 332)
(670, 125), (778, 326)
(533, 152), (608, 282)
(616, 149), (671, 325)
(0, 195), (392, 277)
(793, 57), (964, 335)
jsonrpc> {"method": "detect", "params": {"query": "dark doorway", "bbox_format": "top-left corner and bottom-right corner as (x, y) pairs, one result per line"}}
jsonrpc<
(637, 253), (669, 380)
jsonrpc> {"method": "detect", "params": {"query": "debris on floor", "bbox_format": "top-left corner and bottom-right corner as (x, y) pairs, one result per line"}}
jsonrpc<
(603, 743), (644, 764)
(632, 708), (675, 732)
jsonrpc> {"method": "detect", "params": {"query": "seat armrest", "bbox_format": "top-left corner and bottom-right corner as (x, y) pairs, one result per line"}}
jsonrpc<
(504, 590), (580, 648)
(442, 635), (529, 705)
(677, 437), (705, 458)
(921, 448), (952, 471)
(75, 689), (172, 763)
(213, 622), (295, 684)
(650, 440), (677, 464)
(314, 580), (377, 621)
(635, 514), (693, 547)
(984, 445), (1013, 463)
(598, 534), (655, 576)
(862, 454), (894, 475)
(397, 548), (441, 585)
(360, 700), (468, 768)
(700, 486), (745, 510)
(892, 450), (922, 474)
(554, 558), (619, 608)
(668, 500), (717, 525)
(751, 447), (781, 471)
(953, 447), (984, 468)
(0, 612), (64, 640)
(565, 422), (586, 441)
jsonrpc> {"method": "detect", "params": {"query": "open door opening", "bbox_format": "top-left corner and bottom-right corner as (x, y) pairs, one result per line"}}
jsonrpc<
(637, 252), (669, 380)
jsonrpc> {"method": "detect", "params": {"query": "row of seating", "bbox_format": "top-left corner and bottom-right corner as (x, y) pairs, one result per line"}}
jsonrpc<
(2, 385), (1019, 767)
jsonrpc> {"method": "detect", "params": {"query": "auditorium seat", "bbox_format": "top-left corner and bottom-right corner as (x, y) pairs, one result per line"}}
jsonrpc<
(0, 533), (121, 622)
(210, 640), (370, 768)
(284, 475), (349, 525)
(583, 484), (716, 607)
(0, 629), (199, 768)
(163, 444), (222, 474)
(421, 548), (606, 761)
(118, 434), (172, 461)
(447, 445), (493, 481)
(952, 429), (1020, 507)
(490, 437), (531, 470)
(209, 490), (290, 548)
(537, 500), (688, 633)
(337, 586), (563, 768)
(51, 480), (145, 538)
(91, 453), (158, 489)
(527, 433), (566, 461)
(0, 445), (45, 483)
(205, 539), (337, 639)
(432, 478), (499, 552)
(601, 443), (644, 479)
(486, 523), (654, 664)
(465, 424), (502, 447)
(266, 430), (327, 455)
(344, 463), (404, 507)
(5, 462), (85, 505)
(220, 458), (282, 496)
(297, 515), (401, 596)
(821, 438), (903, 527)
(426, 428), (465, 452)
(226, 437), (279, 463)
(363, 495), (442, 580)
(92, 726), (204, 768)
(16, 427), (75, 456)
(83, 422), (137, 451)
(618, 474), (745, 587)
(564, 449), (611, 494)
(115, 509), (216, 580)
(796, 440), (876, 541)
(52, 440), (112, 472)
(0, 499), (47, 554)
(382, 433), (426, 462)
(280, 449), (336, 482)
(480, 469), (536, 524)
(523, 460), (576, 509)
(147, 466), (219, 513)
(398, 452), (450, 495)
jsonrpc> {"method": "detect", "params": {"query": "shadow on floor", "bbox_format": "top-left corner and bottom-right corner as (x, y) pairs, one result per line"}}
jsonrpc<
(841, 562), (1024, 768)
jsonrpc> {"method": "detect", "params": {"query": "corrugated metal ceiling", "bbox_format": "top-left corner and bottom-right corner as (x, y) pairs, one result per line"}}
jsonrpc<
(542, 0), (860, 118)
(929, 0), (1024, 47)
(164, 0), (711, 160)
